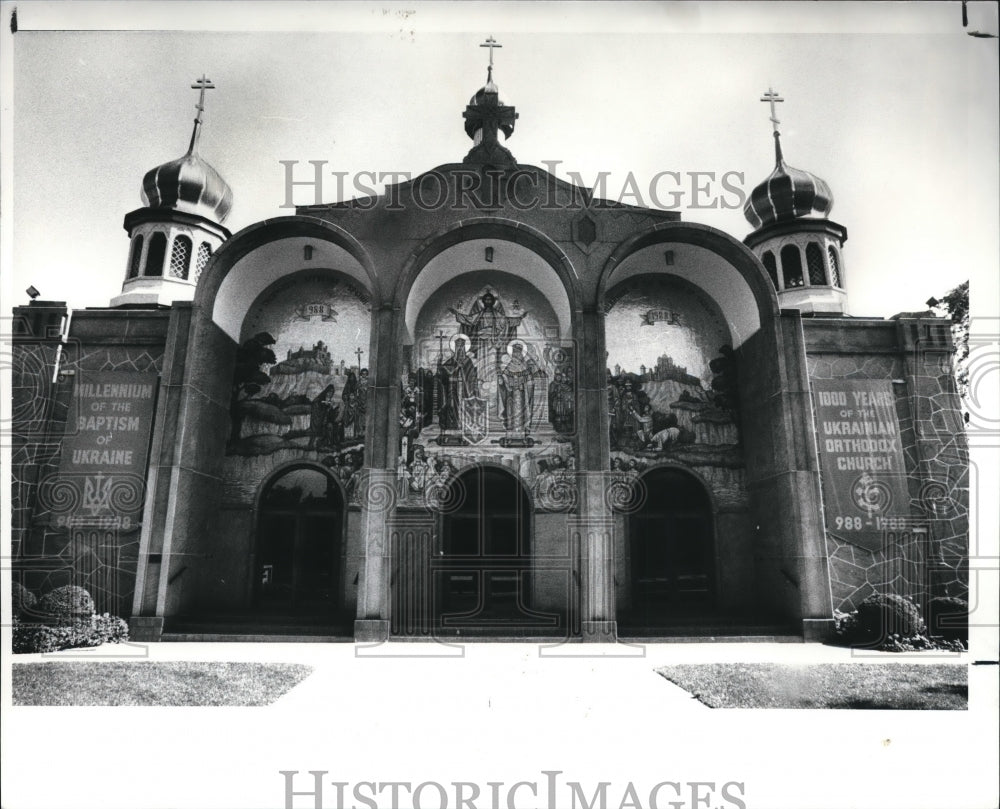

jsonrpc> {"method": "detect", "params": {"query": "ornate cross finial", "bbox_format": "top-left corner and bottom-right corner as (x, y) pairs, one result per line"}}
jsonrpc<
(192, 74), (215, 121)
(480, 36), (502, 68)
(355, 346), (365, 368)
(760, 86), (785, 164)
(760, 86), (784, 134)
(187, 74), (216, 155)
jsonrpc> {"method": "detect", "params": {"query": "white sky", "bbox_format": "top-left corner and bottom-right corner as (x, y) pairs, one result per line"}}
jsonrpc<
(1, 1), (998, 319)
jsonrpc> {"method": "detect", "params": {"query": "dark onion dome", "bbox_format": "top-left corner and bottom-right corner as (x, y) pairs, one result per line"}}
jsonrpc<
(141, 152), (233, 224)
(744, 133), (833, 230)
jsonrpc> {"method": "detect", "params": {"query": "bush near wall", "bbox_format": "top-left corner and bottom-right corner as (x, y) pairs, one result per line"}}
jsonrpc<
(11, 585), (129, 654)
(834, 592), (967, 652)
(927, 596), (969, 643)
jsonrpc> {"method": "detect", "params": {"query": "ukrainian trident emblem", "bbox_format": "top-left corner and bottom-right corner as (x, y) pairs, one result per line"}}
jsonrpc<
(82, 473), (114, 517)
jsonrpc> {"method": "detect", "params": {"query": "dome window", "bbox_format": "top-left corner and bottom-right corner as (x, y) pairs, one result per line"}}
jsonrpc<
(762, 251), (778, 288)
(806, 242), (826, 285)
(780, 245), (804, 289)
(169, 235), (192, 280)
(127, 235), (144, 279)
(144, 232), (167, 277)
(195, 242), (212, 282)
(828, 246), (842, 287)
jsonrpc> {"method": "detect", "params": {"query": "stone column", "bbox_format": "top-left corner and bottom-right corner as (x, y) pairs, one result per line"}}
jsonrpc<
(354, 304), (398, 641)
(575, 307), (617, 641)
(778, 311), (836, 641)
(129, 303), (194, 641)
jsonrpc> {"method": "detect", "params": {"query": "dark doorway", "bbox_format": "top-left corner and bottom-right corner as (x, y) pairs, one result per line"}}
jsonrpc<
(255, 466), (343, 615)
(625, 467), (715, 628)
(436, 466), (537, 630)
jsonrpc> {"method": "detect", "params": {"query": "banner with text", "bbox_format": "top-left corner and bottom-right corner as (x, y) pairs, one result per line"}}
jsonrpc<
(49, 371), (159, 528)
(812, 379), (910, 551)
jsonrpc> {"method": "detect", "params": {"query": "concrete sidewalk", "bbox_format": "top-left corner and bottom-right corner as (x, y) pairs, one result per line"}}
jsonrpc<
(12, 638), (975, 716)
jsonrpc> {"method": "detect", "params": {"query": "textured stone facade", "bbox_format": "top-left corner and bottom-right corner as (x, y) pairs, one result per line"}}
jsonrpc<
(804, 318), (968, 613)
(11, 306), (169, 618)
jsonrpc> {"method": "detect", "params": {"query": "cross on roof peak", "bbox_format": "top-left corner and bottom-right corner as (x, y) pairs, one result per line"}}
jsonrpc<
(480, 35), (502, 68)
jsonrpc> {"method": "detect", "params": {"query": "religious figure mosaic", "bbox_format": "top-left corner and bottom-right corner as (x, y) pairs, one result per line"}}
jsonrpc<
(398, 272), (577, 511)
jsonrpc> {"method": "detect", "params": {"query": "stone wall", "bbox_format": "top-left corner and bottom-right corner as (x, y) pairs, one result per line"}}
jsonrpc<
(11, 305), (169, 618)
(804, 318), (968, 613)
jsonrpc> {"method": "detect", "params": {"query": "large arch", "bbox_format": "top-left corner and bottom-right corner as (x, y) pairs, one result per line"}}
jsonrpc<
(394, 217), (583, 340)
(598, 221), (779, 348)
(198, 216), (379, 341)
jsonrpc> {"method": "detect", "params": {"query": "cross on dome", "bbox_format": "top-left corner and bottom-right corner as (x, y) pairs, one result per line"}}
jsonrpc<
(188, 74), (216, 155)
(760, 86), (787, 164)
(463, 36), (518, 167)
(481, 36), (501, 67)
(760, 87), (784, 133)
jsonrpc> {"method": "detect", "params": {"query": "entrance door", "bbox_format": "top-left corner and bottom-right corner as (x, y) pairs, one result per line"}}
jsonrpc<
(437, 467), (532, 628)
(255, 466), (342, 615)
(627, 467), (715, 627)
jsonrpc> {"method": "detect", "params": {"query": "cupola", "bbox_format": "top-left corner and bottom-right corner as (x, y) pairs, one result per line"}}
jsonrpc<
(743, 88), (848, 316)
(111, 75), (232, 308)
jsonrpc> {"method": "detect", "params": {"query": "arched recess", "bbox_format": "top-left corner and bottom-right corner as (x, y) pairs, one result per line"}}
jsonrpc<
(394, 217), (582, 341)
(146, 218), (377, 622)
(253, 462), (346, 614)
(597, 222), (778, 348)
(619, 464), (717, 629)
(198, 216), (379, 341)
(600, 222), (819, 632)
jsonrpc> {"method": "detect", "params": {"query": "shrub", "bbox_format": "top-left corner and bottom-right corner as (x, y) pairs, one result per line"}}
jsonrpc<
(12, 583), (37, 618)
(35, 585), (95, 624)
(927, 596), (968, 643)
(854, 593), (925, 643)
(92, 613), (130, 645)
(12, 612), (130, 654)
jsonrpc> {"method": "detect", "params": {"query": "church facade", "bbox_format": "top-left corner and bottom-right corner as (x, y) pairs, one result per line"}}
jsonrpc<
(10, 61), (968, 643)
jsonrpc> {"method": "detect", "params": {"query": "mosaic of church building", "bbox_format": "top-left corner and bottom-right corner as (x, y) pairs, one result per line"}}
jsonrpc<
(223, 272), (372, 504)
(604, 276), (746, 510)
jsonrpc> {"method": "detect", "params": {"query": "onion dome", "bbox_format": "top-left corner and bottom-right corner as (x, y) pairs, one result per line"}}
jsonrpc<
(141, 153), (233, 224)
(139, 75), (232, 224)
(744, 133), (833, 230)
(744, 88), (834, 230)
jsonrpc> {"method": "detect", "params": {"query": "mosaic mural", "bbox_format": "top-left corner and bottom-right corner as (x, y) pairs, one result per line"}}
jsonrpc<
(225, 272), (371, 501)
(398, 271), (576, 511)
(604, 277), (745, 506)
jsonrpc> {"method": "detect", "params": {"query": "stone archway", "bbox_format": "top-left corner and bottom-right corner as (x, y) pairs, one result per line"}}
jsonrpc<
(621, 466), (716, 631)
(254, 464), (345, 616)
(436, 465), (534, 630)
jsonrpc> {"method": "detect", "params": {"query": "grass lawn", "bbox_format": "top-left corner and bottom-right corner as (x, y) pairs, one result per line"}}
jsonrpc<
(12, 661), (313, 706)
(657, 663), (967, 709)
